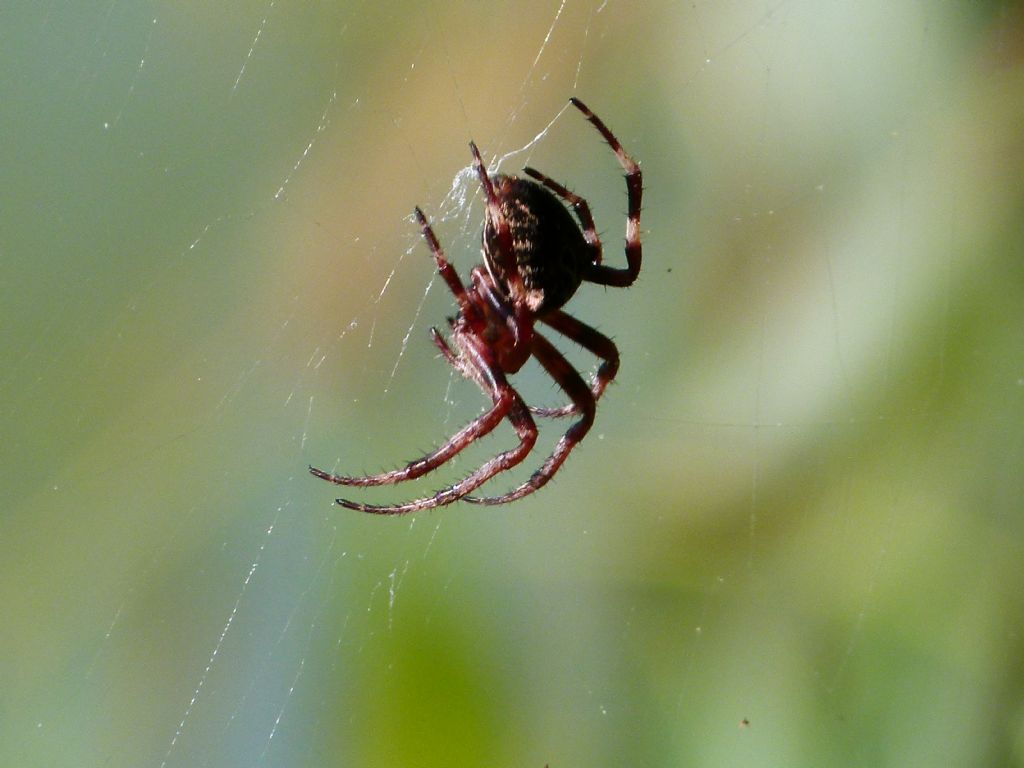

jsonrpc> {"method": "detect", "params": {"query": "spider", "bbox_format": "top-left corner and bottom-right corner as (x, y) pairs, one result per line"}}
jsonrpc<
(310, 98), (641, 514)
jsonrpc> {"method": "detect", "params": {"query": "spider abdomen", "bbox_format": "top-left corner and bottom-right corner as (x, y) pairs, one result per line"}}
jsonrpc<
(484, 175), (592, 315)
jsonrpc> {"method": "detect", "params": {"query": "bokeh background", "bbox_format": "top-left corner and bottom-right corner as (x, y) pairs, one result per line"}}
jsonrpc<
(3, 2), (1023, 766)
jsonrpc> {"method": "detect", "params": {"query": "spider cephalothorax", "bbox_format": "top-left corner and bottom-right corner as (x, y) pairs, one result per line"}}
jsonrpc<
(311, 98), (642, 514)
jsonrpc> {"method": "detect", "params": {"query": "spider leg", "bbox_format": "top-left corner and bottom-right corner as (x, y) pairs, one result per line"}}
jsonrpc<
(465, 332), (595, 505)
(329, 346), (539, 514)
(469, 143), (523, 292)
(308, 391), (508, 489)
(469, 142), (535, 338)
(430, 326), (459, 366)
(521, 166), (602, 264)
(414, 206), (479, 321)
(335, 398), (536, 514)
(529, 310), (620, 418)
(310, 207), (509, 494)
(568, 98), (643, 288)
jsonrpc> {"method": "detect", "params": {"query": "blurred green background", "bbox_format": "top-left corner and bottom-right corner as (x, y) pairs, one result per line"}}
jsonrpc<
(2, 2), (1023, 766)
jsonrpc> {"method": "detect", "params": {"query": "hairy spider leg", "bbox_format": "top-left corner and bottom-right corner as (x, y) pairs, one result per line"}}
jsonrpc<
(307, 387), (509, 490)
(521, 166), (602, 263)
(430, 326), (458, 365)
(333, 336), (539, 514)
(469, 142), (522, 292)
(469, 141), (534, 340)
(529, 309), (620, 418)
(308, 209), (523, 493)
(465, 332), (595, 505)
(413, 207), (477, 320)
(568, 97), (643, 288)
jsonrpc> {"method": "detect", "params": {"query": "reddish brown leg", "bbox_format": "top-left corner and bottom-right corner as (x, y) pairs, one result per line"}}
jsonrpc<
(308, 387), (511, 489)
(465, 332), (595, 505)
(413, 206), (479, 321)
(330, 369), (538, 514)
(530, 310), (620, 418)
(569, 98), (643, 288)
(469, 142), (529, 300)
(308, 207), (515, 499)
(430, 326), (459, 366)
(521, 166), (602, 261)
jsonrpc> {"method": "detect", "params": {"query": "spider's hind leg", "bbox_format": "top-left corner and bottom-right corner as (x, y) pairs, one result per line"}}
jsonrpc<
(568, 98), (643, 288)
(522, 166), (602, 263)
(528, 310), (620, 418)
(466, 331), (595, 505)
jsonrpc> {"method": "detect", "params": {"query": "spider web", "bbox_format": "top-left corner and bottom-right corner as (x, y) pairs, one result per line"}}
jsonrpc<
(2, 2), (1023, 767)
